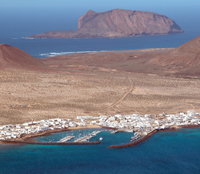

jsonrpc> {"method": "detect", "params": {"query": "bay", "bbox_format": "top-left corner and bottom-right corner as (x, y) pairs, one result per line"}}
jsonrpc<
(0, 128), (200, 174)
(0, 13), (200, 174)
(0, 30), (199, 58)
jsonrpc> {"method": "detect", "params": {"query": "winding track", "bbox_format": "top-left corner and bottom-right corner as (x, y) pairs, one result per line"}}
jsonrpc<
(109, 76), (134, 109)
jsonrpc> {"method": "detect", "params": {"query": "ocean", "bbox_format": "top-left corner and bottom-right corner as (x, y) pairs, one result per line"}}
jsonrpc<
(0, 29), (199, 59)
(1, 12), (200, 174)
(0, 128), (200, 174)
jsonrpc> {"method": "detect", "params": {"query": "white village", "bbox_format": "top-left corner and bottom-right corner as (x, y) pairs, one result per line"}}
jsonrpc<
(0, 110), (200, 143)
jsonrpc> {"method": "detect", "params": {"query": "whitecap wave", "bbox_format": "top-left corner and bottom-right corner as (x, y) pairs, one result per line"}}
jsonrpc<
(40, 50), (105, 57)
(22, 37), (34, 39)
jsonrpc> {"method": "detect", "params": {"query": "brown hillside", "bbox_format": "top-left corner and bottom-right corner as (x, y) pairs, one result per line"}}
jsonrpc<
(149, 36), (200, 75)
(0, 44), (48, 71)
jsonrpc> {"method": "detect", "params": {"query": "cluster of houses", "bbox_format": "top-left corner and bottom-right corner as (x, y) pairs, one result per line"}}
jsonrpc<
(0, 110), (200, 141)
(0, 118), (77, 140)
(76, 110), (200, 135)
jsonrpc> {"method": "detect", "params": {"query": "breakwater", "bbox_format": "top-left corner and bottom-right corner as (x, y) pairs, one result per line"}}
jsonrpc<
(108, 127), (182, 149)
(0, 140), (101, 145)
(108, 130), (157, 149)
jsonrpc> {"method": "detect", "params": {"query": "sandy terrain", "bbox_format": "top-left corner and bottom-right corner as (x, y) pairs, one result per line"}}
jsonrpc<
(1, 47), (200, 126)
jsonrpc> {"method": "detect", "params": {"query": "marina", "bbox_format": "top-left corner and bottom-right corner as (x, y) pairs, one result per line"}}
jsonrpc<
(74, 135), (93, 142)
(1, 140), (101, 145)
(58, 136), (75, 142)
(1, 126), (200, 174)
(74, 130), (102, 142)
(1, 110), (200, 148)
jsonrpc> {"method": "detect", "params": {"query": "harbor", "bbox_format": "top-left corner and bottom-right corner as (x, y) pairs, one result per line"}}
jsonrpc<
(1, 110), (200, 148)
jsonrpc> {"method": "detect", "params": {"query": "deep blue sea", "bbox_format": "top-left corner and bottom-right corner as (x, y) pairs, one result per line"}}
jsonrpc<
(1, 11), (200, 173)
(0, 128), (200, 174)
(0, 29), (199, 58)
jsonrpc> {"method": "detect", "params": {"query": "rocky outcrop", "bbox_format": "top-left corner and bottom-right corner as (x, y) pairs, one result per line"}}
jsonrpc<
(29, 9), (184, 38)
(0, 44), (48, 70)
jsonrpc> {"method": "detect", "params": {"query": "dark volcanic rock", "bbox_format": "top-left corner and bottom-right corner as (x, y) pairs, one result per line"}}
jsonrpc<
(29, 9), (184, 38)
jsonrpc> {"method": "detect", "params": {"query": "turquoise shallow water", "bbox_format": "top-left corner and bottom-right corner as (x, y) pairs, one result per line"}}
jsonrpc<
(0, 128), (200, 174)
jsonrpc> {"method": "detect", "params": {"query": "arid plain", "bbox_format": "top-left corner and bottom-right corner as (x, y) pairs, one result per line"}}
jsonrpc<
(1, 37), (200, 126)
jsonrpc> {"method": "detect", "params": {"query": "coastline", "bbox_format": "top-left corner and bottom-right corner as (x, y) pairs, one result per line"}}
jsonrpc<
(1, 111), (200, 148)
(0, 140), (101, 145)
(108, 129), (158, 149)
(0, 124), (102, 144)
(108, 125), (200, 149)
(2, 124), (200, 148)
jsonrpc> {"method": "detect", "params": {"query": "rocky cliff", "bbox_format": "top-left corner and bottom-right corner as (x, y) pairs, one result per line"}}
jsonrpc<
(29, 9), (184, 38)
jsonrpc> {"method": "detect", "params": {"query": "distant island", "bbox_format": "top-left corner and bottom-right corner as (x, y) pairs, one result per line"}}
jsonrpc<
(28, 9), (184, 39)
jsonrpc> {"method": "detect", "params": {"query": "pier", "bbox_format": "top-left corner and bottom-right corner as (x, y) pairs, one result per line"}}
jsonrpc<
(58, 136), (75, 142)
(74, 135), (93, 142)
(74, 130), (102, 142)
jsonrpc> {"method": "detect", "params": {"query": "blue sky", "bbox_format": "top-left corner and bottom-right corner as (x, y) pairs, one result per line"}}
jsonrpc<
(1, 0), (199, 9)
(0, 0), (199, 33)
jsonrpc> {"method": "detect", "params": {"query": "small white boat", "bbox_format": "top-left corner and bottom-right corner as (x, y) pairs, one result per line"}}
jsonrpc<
(91, 130), (101, 136)
(99, 137), (103, 141)
(124, 129), (134, 133)
(110, 130), (118, 134)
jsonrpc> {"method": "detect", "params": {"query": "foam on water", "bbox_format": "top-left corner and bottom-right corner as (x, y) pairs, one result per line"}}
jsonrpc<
(40, 50), (105, 57)
(1, 31), (199, 58)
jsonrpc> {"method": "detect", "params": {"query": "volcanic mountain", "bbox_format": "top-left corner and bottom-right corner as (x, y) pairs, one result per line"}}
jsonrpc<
(0, 44), (48, 70)
(149, 36), (200, 76)
(29, 9), (184, 39)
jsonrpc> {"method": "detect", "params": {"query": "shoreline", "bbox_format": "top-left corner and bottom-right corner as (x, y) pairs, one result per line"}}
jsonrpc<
(0, 140), (101, 145)
(1, 111), (200, 148)
(108, 125), (200, 149)
(0, 124), (102, 144)
(1, 124), (200, 148)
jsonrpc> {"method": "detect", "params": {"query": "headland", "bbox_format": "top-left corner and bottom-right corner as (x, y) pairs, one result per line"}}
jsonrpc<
(28, 9), (184, 39)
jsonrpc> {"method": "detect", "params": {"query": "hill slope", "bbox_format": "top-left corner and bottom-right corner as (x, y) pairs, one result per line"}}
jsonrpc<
(0, 44), (48, 70)
(149, 36), (200, 75)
